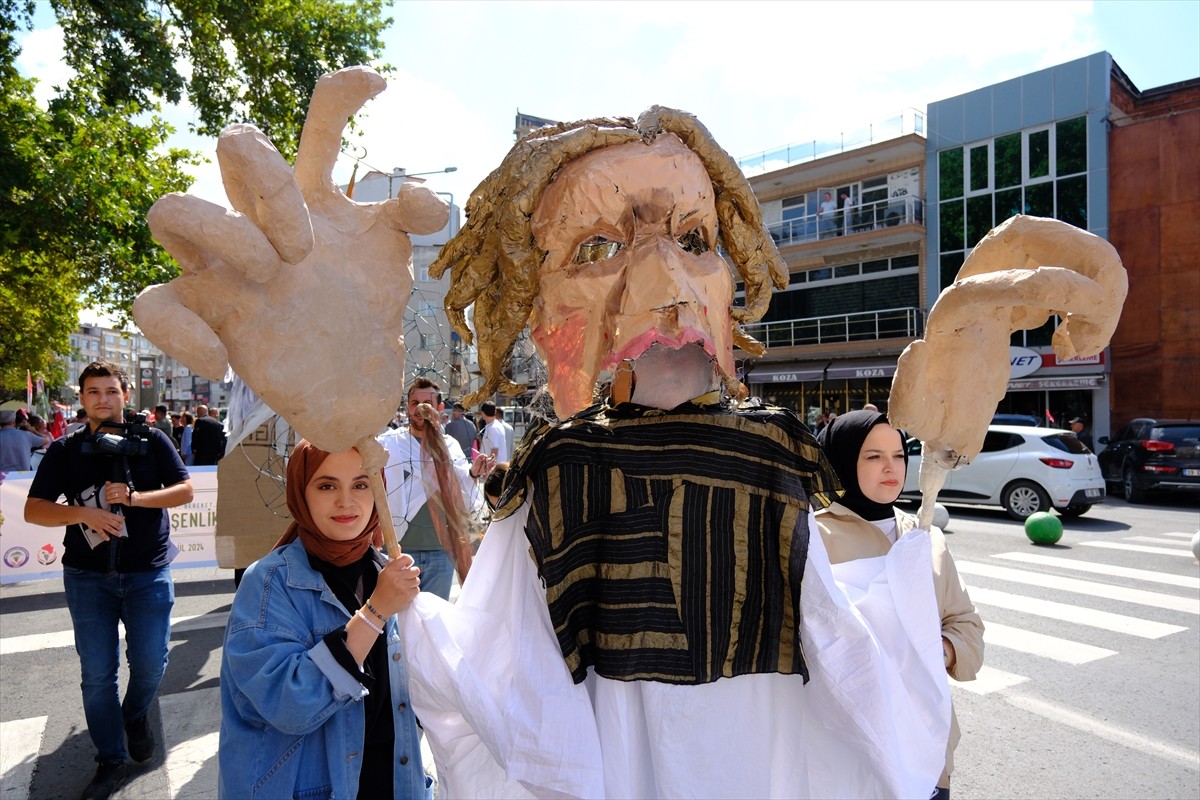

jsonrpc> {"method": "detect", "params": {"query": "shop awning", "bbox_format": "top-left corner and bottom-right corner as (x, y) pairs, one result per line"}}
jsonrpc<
(746, 362), (826, 384)
(824, 359), (898, 380)
(1008, 376), (1102, 390)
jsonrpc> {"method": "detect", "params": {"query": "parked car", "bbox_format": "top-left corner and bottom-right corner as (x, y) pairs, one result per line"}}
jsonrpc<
(1097, 418), (1200, 503)
(901, 425), (1106, 521)
(991, 413), (1042, 428)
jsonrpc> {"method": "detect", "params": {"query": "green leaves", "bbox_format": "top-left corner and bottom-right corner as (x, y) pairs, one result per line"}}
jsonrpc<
(1, 0), (392, 392)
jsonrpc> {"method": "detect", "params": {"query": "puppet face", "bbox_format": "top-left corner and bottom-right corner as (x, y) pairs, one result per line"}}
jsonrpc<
(529, 134), (734, 417)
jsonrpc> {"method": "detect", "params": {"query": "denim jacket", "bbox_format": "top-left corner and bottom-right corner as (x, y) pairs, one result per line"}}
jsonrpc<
(218, 541), (431, 799)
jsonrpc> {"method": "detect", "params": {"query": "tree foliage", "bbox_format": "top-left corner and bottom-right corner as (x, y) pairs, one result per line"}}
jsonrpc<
(0, 0), (394, 392)
(52, 0), (394, 159)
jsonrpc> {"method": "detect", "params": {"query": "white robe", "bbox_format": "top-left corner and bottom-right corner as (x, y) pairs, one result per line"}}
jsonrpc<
(399, 503), (950, 799)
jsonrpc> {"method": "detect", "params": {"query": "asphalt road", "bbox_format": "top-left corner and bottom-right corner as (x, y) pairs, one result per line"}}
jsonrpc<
(1, 492), (1197, 799)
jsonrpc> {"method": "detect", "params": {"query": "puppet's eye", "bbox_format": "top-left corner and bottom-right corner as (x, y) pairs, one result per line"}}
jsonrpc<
(575, 236), (623, 264)
(678, 228), (709, 255)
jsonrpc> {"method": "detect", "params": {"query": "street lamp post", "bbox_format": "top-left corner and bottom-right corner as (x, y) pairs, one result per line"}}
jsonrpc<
(388, 166), (457, 199)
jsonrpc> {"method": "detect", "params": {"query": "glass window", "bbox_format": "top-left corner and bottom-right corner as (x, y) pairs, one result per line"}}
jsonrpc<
(939, 199), (964, 252)
(1056, 176), (1087, 228)
(981, 431), (1019, 452)
(995, 133), (1022, 188)
(1056, 116), (1086, 176)
(788, 271), (806, 285)
(1026, 315), (1057, 347)
(1028, 129), (1050, 180)
(1025, 182), (1053, 217)
(967, 195), (993, 246)
(940, 252), (962, 292)
(834, 264), (859, 279)
(891, 254), (919, 270)
(995, 187), (1022, 224)
(969, 144), (990, 192)
(939, 148), (964, 200)
(860, 176), (887, 205)
(862, 259), (889, 274)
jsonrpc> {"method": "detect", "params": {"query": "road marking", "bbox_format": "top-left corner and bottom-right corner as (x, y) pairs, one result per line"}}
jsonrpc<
(950, 664), (1027, 695)
(982, 621), (1116, 664)
(1160, 532), (1195, 540)
(991, 552), (1200, 589)
(959, 561), (1199, 615)
(1004, 693), (1200, 772)
(0, 716), (45, 800)
(160, 688), (221, 800)
(1077, 541), (1196, 558)
(968, 587), (1187, 638)
(1126, 535), (1196, 547)
(0, 612), (228, 656)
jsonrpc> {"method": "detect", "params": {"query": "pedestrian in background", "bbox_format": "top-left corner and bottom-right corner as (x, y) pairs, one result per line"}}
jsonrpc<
(218, 441), (430, 800)
(24, 360), (193, 800)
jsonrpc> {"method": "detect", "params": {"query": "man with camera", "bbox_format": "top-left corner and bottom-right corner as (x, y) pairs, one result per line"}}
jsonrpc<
(24, 361), (193, 800)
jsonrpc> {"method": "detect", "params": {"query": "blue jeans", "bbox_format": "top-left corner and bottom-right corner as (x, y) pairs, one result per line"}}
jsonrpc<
(407, 549), (454, 600)
(63, 565), (174, 764)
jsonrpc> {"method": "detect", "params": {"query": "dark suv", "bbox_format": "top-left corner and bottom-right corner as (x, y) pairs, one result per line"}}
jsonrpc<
(1098, 419), (1200, 503)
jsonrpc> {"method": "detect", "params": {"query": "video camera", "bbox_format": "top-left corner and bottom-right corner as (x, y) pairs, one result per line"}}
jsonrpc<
(81, 416), (153, 458)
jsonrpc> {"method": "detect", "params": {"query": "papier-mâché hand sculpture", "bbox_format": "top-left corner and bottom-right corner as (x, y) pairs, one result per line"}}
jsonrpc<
(133, 66), (448, 455)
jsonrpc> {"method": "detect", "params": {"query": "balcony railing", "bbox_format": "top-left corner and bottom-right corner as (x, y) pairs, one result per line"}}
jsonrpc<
(767, 195), (924, 247)
(738, 108), (926, 177)
(744, 306), (924, 349)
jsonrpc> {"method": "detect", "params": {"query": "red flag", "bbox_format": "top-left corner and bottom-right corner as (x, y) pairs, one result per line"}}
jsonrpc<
(1045, 409), (1056, 424)
(26, 370), (32, 406)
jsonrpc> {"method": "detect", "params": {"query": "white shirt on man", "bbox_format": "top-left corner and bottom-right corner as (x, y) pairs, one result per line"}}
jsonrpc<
(481, 418), (510, 463)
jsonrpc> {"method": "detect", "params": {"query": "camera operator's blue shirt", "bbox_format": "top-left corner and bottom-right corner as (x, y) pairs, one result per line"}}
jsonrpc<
(29, 426), (190, 572)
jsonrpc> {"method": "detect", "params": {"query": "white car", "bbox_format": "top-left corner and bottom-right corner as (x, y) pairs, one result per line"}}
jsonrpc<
(900, 425), (1106, 521)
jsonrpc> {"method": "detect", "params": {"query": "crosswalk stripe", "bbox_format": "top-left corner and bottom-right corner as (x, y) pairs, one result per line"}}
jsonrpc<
(1160, 532), (1195, 540)
(1078, 541), (1197, 558)
(160, 688), (221, 799)
(951, 664), (1027, 695)
(1126, 535), (1195, 547)
(991, 552), (1200, 589)
(0, 612), (229, 656)
(959, 561), (1199, 615)
(1005, 694), (1200, 771)
(0, 715), (46, 800)
(969, 586), (1187, 638)
(982, 621), (1116, 664)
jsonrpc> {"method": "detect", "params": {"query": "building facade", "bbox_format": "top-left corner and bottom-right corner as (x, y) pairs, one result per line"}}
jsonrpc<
(740, 114), (928, 424)
(926, 52), (1199, 441)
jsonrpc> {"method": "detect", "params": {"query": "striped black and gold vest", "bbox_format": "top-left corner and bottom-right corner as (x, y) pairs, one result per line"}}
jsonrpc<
(496, 400), (839, 686)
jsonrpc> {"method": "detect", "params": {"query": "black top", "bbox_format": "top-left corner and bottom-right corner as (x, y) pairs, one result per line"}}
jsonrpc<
(191, 416), (226, 465)
(28, 426), (190, 572)
(311, 549), (395, 800)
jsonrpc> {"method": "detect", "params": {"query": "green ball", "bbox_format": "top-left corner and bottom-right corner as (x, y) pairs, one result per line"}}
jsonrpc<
(1025, 511), (1063, 545)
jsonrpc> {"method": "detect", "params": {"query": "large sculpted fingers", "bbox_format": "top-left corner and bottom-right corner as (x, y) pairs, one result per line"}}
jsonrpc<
(217, 124), (314, 265)
(147, 193), (283, 283)
(382, 182), (450, 236)
(294, 66), (387, 204)
(132, 283), (229, 380)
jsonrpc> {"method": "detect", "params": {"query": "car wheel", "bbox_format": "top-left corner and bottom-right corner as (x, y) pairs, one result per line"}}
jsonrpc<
(1002, 480), (1050, 521)
(1059, 504), (1090, 518)
(1122, 466), (1146, 504)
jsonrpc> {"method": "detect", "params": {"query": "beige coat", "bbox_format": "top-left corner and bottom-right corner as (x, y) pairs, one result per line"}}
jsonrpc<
(815, 502), (984, 787)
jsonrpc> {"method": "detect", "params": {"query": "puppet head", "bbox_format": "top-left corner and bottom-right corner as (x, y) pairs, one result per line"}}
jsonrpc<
(431, 107), (787, 419)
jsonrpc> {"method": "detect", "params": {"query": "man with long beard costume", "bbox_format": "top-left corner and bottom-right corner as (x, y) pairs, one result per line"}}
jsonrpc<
(396, 108), (951, 799)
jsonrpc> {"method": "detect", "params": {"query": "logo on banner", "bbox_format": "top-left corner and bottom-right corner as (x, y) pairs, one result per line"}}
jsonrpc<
(37, 544), (57, 565)
(1009, 346), (1042, 379)
(3, 547), (30, 568)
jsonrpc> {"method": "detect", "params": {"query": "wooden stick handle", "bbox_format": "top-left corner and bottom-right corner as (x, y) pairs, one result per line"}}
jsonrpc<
(356, 436), (399, 558)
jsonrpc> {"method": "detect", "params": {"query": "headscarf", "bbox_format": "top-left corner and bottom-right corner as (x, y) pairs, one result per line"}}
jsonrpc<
(816, 409), (907, 522)
(273, 439), (381, 566)
(412, 402), (473, 582)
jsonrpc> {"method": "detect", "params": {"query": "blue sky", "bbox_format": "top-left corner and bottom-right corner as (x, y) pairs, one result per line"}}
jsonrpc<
(17, 0), (1200, 210)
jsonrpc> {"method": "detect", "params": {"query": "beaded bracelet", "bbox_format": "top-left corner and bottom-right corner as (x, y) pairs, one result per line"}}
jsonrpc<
(355, 609), (384, 635)
(364, 600), (388, 624)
